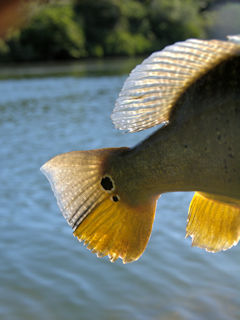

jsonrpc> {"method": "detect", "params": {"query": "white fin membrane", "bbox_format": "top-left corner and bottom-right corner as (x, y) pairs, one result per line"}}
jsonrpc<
(112, 38), (240, 132)
(41, 150), (109, 230)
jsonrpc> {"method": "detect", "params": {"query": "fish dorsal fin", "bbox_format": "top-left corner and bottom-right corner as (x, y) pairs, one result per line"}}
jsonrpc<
(112, 38), (240, 132)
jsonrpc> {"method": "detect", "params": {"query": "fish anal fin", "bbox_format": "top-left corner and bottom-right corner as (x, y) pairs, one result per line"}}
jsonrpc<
(74, 196), (157, 263)
(186, 192), (240, 252)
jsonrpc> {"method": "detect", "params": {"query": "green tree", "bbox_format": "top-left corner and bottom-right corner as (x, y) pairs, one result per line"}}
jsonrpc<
(149, 0), (206, 49)
(74, 0), (120, 57)
(3, 3), (86, 61)
(0, 0), (211, 61)
(75, 0), (154, 57)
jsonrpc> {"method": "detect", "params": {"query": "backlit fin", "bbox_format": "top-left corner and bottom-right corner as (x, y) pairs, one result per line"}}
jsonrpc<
(74, 194), (157, 263)
(41, 148), (157, 263)
(227, 34), (240, 44)
(112, 38), (240, 132)
(186, 192), (240, 252)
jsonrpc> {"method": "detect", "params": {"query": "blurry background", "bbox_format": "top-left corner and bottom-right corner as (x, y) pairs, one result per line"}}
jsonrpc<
(1, 0), (240, 62)
(1, 1), (240, 320)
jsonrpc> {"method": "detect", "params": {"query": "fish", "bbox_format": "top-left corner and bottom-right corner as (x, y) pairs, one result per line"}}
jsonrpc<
(41, 35), (240, 263)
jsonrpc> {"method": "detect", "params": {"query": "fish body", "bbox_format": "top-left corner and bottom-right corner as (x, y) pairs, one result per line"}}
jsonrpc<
(41, 36), (240, 263)
(110, 55), (240, 202)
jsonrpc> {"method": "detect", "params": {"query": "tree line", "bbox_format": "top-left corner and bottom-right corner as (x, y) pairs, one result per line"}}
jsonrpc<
(0, 0), (230, 62)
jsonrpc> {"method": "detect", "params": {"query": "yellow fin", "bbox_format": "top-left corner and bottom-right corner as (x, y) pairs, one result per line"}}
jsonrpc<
(112, 38), (240, 132)
(74, 196), (157, 263)
(186, 192), (240, 252)
(41, 148), (157, 263)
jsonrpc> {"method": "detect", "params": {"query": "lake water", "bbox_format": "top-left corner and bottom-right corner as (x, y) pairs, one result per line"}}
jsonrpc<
(0, 60), (240, 320)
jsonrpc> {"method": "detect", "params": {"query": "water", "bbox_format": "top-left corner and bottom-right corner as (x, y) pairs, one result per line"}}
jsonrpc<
(0, 61), (240, 320)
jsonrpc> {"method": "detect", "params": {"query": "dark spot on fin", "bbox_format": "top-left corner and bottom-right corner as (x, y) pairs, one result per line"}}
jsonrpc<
(101, 176), (114, 191)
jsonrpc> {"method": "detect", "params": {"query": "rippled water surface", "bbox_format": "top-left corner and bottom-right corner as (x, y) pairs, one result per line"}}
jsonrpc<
(0, 61), (240, 320)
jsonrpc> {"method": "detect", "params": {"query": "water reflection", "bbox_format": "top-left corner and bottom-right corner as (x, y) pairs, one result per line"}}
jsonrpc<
(0, 57), (143, 79)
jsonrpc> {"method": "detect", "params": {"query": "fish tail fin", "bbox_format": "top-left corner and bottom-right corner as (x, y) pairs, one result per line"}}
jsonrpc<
(186, 192), (240, 252)
(41, 148), (157, 263)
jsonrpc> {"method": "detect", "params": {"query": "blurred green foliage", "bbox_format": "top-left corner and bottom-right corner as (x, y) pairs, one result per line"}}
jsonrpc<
(0, 0), (224, 61)
(149, 0), (204, 48)
(0, 3), (85, 61)
(75, 0), (154, 57)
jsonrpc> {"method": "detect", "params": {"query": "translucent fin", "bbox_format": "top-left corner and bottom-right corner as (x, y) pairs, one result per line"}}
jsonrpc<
(112, 38), (240, 132)
(227, 34), (240, 44)
(41, 148), (157, 263)
(74, 196), (157, 263)
(186, 192), (240, 252)
(41, 149), (117, 229)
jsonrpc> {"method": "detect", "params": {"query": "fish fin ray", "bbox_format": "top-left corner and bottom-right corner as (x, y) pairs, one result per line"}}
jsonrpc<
(41, 148), (157, 263)
(74, 196), (157, 263)
(112, 38), (240, 132)
(41, 149), (115, 228)
(186, 192), (240, 252)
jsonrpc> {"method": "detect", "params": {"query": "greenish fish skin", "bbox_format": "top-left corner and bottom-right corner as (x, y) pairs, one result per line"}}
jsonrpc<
(108, 56), (240, 206)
